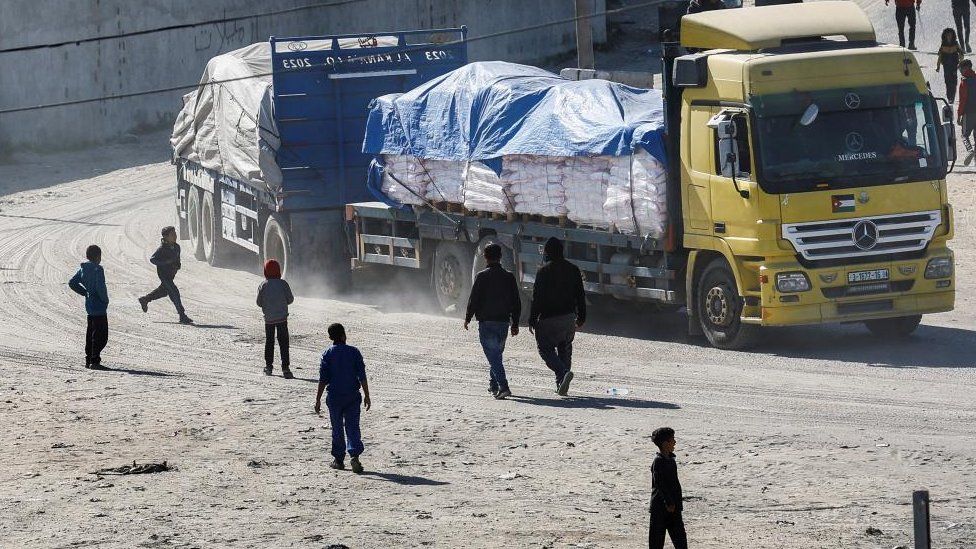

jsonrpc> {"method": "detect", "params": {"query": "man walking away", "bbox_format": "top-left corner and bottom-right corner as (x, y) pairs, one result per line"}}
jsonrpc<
(959, 59), (976, 151)
(315, 323), (371, 474)
(257, 259), (294, 379)
(464, 243), (521, 400)
(138, 226), (193, 325)
(952, 0), (974, 53)
(529, 237), (585, 396)
(937, 28), (965, 104)
(649, 427), (687, 549)
(885, 0), (921, 50)
(68, 245), (110, 370)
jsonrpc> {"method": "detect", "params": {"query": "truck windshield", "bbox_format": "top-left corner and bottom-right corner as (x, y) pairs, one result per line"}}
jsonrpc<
(751, 85), (943, 193)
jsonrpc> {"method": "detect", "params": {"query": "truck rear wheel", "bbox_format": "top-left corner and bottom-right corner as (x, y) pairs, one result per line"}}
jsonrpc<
(262, 215), (291, 279)
(186, 189), (205, 261)
(864, 315), (922, 338)
(201, 191), (226, 267)
(433, 242), (473, 316)
(697, 258), (758, 350)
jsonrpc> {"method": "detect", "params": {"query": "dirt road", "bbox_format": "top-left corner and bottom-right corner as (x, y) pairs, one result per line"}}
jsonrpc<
(2, 7), (976, 549)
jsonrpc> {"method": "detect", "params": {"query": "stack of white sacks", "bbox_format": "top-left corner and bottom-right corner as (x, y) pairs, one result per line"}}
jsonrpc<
(380, 149), (668, 238)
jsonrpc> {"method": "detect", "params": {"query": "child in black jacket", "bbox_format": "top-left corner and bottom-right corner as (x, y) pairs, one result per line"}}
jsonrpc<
(138, 226), (193, 324)
(649, 427), (687, 549)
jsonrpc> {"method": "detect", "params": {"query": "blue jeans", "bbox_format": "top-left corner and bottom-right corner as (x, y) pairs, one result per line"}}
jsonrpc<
(326, 391), (363, 460)
(478, 321), (510, 391)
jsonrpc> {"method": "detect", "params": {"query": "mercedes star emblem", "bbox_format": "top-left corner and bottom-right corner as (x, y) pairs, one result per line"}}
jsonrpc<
(844, 92), (861, 109)
(845, 131), (864, 152)
(851, 220), (879, 251)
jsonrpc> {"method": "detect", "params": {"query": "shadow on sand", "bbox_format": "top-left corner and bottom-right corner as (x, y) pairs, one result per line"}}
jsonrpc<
(361, 471), (450, 486)
(509, 394), (680, 410)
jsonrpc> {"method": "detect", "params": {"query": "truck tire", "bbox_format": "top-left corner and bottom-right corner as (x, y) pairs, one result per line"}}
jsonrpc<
(864, 315), (922, 338)
(186, 188), (205, 261)
(262, 215), (291, 279)
(433, 241), (474, 316)
(697, 258), (758, 350)
(201, 191), (226, 267)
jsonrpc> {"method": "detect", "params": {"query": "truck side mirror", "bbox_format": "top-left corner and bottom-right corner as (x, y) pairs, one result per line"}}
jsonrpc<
(716, 120), (739, 178)
(942, 121), (957, 164)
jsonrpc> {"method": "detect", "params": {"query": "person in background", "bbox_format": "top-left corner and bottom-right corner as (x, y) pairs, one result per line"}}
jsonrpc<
(68, 245), (110, 370)
(686, 0), (726, 15)
(464, 243), (521, 400)
(952, 0), (975, 53)
(937, 28), (965, 104)
(649, 427), (687, 549)
(885, 0), (921, 50)
(257, 259), (294, 378)
(958, 59), (976, 151)
(138, 226), (193, 325)
(315, 323), (371, 474)
(528, 237), (585, 397)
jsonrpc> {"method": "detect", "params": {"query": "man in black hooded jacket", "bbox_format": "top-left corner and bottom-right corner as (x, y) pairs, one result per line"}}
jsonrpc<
(138, 226), (193, 324)
(529, 237), (585, 396)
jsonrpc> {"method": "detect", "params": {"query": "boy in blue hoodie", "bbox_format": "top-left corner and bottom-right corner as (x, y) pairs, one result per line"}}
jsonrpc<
(68, 245), (110, 370)
(314, 323), (371, 474)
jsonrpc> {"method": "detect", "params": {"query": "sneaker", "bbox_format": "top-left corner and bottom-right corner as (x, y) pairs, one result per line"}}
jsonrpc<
(178, 315), (194, 325)
(489, 382), (498, 397)
(329, 459), (345, 470)
(967, 43), (972, 53)
(350, 456), (364, 474)
(88, 363), (109, 371)
(965, 137), (974, 152)
(494, 388), (512, 400)
(908, 43), (917, 51)
(263, 366), (273, 376)
(138, 297), (148, 313)
(557, 371), (574, 396)
(281, 367), (294, 380)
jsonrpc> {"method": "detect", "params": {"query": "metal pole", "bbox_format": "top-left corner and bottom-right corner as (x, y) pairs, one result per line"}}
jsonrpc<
(913, 490), (931, 549)
(575, 0), (595, 70)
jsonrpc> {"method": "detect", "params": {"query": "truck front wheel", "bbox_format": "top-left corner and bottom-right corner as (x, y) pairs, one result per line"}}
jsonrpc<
(433, 242), (473, 316)
(697, 258), (758, 350)
(262, 215), (291, 279)
(864, 315), (922, 338)
(186, 189), (205, 261)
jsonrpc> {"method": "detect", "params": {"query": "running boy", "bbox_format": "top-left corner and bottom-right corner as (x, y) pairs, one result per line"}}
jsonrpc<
(257, 259), (294, 378)
(649, 427), (687, 549)
(68, 245), (110, 370)
(138, 226), (193, 324)
(315, 323), (371, 474)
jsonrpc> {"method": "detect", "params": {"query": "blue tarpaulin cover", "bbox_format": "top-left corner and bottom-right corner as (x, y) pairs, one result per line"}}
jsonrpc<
(362, 61), (666, 165)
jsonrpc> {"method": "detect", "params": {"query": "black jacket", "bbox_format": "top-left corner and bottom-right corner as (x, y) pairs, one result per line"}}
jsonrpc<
(150, 242), (182, 280)
(528, 258), (586, 327)
(650, 452), (682, 512)
(466, 264), (521, 325)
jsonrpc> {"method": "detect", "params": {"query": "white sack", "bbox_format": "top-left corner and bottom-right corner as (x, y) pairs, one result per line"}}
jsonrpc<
(503, 155), (567, 217)
(463, 162), (512, 214)
(604, 149), (668, 238)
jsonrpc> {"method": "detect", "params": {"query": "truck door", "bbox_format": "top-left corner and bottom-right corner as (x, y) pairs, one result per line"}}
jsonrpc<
(709, 111), (761, 246)
(684, 105), (714, 232)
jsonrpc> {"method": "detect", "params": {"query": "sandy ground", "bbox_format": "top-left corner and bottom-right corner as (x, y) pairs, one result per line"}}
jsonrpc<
(2, 5), (976, 549)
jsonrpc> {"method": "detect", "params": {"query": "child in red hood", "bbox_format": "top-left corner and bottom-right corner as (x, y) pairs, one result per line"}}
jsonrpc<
(257, 259), (294, 378)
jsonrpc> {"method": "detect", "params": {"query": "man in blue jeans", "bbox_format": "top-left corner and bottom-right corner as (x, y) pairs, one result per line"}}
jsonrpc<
(464, 243), (521, 400)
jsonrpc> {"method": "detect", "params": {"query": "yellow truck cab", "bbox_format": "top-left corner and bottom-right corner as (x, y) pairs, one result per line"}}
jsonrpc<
(664, 1), (956, 348)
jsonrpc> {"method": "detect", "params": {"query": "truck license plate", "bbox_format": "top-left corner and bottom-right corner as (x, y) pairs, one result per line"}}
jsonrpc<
(848, 268), (889, 284)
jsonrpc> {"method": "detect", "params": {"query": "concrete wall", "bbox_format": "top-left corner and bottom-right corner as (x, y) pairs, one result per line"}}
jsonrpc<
(0, 0), (605, 151)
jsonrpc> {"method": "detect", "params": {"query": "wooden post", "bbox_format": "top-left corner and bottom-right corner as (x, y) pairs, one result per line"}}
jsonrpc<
(913, 490), (931, 549)
(575, 0), (595, 70)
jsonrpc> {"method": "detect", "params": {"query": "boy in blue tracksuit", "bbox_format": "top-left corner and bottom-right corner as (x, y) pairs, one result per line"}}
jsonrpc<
(314, 323), (371, 474)
(68, 245), (110, 370)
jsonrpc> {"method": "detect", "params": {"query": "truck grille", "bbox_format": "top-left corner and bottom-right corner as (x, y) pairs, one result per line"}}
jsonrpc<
(782, 210), (941, 261)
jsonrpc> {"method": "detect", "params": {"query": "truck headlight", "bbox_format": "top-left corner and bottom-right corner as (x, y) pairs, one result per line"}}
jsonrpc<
(776, 272), (811, 293)
(924, 257), (953, 279)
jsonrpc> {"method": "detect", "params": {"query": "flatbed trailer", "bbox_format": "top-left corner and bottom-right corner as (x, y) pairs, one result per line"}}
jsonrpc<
(347, 202), (681, 313)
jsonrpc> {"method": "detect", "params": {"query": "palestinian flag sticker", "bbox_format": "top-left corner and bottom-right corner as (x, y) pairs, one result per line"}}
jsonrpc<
(832, 194), (855, 213)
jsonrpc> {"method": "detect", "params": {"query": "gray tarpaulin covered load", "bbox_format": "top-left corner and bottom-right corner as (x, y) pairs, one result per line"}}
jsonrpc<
(170, 43), (282, 188)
